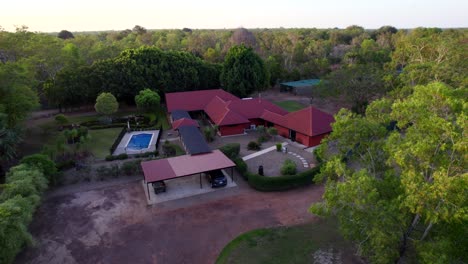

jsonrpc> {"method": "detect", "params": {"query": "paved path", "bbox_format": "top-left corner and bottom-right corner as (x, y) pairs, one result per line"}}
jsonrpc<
(242, 142), (288, 161)
(288, 151), (310, 168)
(15, 179), (324, 264)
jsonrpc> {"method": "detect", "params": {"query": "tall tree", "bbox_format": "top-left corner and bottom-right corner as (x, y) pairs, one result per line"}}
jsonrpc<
(311, 82), (467, 263)
(57, 30), (74, 39)
(221, 44), (269, 97)
(135, 88), (160, 112)
(94, 92), (118, 117)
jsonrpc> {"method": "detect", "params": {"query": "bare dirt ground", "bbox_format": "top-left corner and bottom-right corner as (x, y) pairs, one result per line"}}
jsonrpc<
(15, 176), (324, 264)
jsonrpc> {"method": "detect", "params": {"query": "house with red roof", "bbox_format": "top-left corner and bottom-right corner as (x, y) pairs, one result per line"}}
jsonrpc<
(165, 89), (334, 147)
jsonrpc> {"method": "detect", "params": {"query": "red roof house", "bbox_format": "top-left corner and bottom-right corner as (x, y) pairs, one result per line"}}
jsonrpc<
(166, 89), (239, 112)
(262, 106), (334, 147)
(165, 89), (334, 146)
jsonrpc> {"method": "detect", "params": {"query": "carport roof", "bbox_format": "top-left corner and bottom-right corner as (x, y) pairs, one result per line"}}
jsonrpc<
(141, 150), (236, 183)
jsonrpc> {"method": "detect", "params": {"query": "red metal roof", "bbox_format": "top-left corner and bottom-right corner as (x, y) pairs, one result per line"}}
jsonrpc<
(226, 98), (288, 119)
(166, 89), (239, 112)
(261, 110), (287, 126)
(284, 106), (334, 136)
(171, 118), (199, 130)
(204, 97), (250, 125)
(141, 150), (236, 183)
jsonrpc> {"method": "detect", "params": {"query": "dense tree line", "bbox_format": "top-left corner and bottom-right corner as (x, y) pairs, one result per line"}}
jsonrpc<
(311, 27), (467, 263)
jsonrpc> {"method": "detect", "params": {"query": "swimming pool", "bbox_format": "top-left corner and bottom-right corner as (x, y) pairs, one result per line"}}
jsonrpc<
(126, 133), (153, 150)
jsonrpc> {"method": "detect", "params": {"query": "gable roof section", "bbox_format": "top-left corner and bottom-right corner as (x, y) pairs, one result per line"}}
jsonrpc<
(283, 106), (334, 136)
(166, 89), (239, 113)
(261, 110), (287, 127)
(172, 118), (199, 130)
(178, 126), (212, 155)
(204, 96), (249, 126)
(226, 98), (288, 119)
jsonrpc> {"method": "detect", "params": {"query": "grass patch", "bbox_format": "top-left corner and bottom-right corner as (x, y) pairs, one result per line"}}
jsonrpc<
(88, 128), (123, 159)
(216, 220), (357, 264)
(273, 100), (306, 112)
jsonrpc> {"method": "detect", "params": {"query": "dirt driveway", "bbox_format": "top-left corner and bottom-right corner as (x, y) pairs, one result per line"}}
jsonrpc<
(16, 178), (324, 264)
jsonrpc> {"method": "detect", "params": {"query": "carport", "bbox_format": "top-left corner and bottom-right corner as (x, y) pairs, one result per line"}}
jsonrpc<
(141, 149), (236, 197)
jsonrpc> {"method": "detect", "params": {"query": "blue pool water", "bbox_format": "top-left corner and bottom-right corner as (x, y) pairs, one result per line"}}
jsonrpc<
(126, 133), (153, 150)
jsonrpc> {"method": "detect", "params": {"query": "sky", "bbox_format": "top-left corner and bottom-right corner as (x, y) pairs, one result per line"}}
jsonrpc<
(2, 0), (467, 32)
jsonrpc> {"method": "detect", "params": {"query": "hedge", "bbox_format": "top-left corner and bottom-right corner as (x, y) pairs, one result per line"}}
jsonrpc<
(0, 156), (55, 264)
(219, 143), (240, 160)
(247, 165), (321, 191)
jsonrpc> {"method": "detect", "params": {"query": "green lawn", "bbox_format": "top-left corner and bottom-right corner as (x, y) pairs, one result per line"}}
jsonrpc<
(216, 220), (358, 264)
(88, 128), (123, 159)
(273, 100), (306, 112)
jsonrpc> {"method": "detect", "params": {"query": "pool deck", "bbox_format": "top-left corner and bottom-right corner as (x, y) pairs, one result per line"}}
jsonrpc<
(112, 130), (160, 156)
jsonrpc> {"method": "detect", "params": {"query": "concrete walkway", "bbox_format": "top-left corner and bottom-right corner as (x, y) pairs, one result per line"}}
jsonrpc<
(242, 142), (288, 161)
(288, 151), (310, 168)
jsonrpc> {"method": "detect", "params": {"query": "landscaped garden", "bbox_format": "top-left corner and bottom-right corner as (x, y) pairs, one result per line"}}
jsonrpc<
(216, 220), (360, 264)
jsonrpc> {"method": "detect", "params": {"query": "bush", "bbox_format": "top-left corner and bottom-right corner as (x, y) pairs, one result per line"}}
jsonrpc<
(105, 153), (128, 161)
(121, 160), (140, 176)
(20, 154), (58, 180)
(0, 164), (49, 264)
(247, 141), (261, 150)
(134, 151), (158, 158)
(203, 126), (217, 142)
(267, 127), (278, 137)
(162, 141), (177, 157)
(248, 165), (321, 192)
(276, 143), (282, 152)
(219, 143), (241, 159)
(280, 159), (297, 175)
(233, 157), (248, 179)
(54, 114), (69, 126)
(257, 134), (270, 143)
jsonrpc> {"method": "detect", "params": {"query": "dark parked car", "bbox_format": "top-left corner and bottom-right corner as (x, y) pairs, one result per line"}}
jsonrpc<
(206, 170), (227, 188)
(152, 181), (166, 194)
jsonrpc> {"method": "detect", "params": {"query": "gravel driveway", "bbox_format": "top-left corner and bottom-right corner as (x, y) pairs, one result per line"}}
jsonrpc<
(16, 177), (324, 264)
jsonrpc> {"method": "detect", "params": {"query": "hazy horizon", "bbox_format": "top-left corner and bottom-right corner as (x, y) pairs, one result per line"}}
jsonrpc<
(2, 0), (467, 33)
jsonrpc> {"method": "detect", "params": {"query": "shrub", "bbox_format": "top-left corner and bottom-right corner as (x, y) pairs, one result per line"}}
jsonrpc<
(247, 141), (261, 150)
(20, 154), (58, 180)
(257, 134), (270, 143)
(219, 143), (241, 159)
(280, 159), (297, 175)
(248, 165), (321, 192)
(121, 160), (139, 176)
(276, 143), (282, 151)
(134, 151), (158, 158)
(267, 127), (278, 137)
(54, 114), (69, 126)
(203, 126), (217, 142)
(233, 157), (248, 179)
(0, 164), (49, 264)
(162, 141), (177, 157)
(116, 153), (128, 160)
(105, 153), (128, 161)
